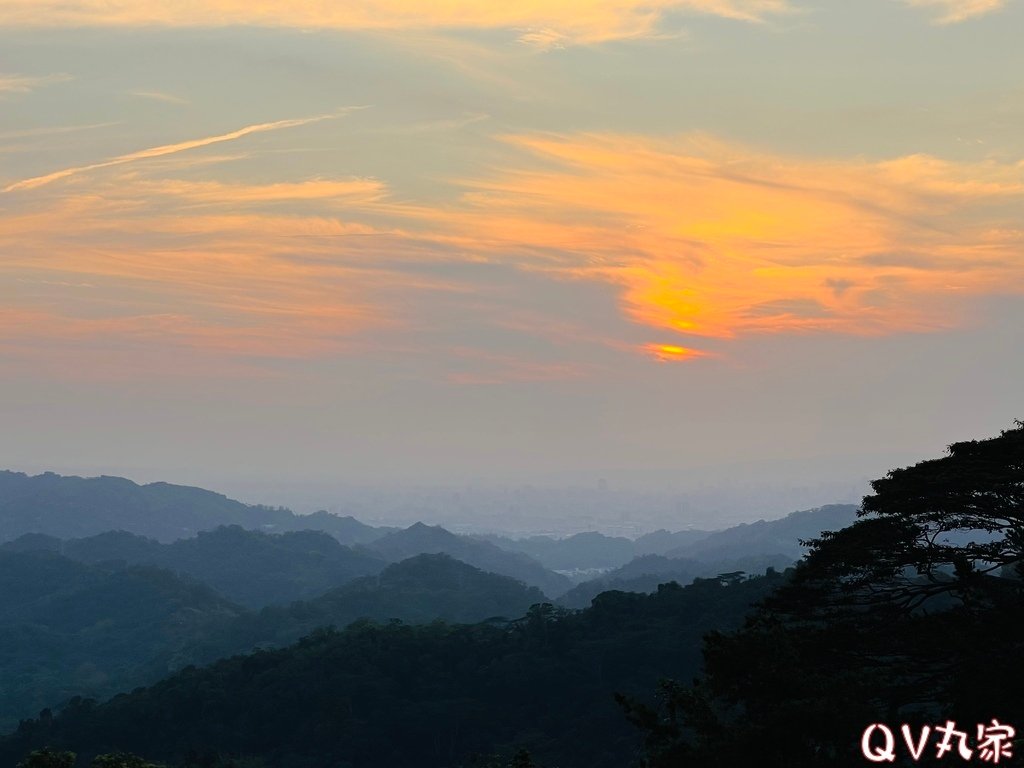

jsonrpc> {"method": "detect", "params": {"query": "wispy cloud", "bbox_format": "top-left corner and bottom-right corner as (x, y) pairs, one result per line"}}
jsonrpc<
(130, 177), (387, 205)
(0, 1), (794, 44)
(0, 122), (118, 140)
(3, 112), (342, 192)
(127, 89), (190, 105)
(902, 0), (1006, 23)
(0, 72), (71, 94)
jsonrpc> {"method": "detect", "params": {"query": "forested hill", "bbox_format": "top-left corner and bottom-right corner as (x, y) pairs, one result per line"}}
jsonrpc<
(368, 522), (573, 597)
(0, 571), (785, 768)
(0, 549), (244, 731)
(0, 550), (552, 733)
(6, 523), (571, 606)
(55, 526), (387, 608)
(559, 552), (792, 608)
(4, 426), (1019, 768)
(0, 471), (390, 544)
(204, 553), (550, 654)
(659, 503), (858, 560)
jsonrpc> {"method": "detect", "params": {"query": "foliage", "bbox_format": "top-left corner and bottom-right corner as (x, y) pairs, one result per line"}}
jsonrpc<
(559, 553), (793, 609)
(90, 752), (165, 767)
(461, 748), (539, 768)
(0, 573), (782, 768)
(0, 551), (554, 733)
(621, 422), (1024, 766)
(16, 748), (76, 768)
(0, 554), (243, 731)
(215, 553), (547, 651)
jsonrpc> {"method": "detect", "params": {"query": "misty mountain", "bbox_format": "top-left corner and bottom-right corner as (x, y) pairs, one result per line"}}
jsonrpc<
(478, 508), (853, 573)
(288, 510), (395, 545)
(0, 532), (64, 554)
(478, 531), (636, 571)
(369, 522), (573, 597)
(0, 471), (279, 542)
(556, 505), (857, 608)
(558, 553), (793, 609)
(7, 526), (388, 609)
(631, 528), (713, 556)
(605, 553), (698, 580)
(0, 549), (243, 731)
(662, 503), (859, 560)
(212, 553), (548, 653)
(0, 470), (393, 545)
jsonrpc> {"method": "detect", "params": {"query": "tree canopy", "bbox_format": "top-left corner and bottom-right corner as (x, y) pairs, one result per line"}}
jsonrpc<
(622, 422), (1024, 767)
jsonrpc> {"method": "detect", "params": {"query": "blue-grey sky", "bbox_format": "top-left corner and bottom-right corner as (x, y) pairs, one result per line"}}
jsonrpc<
(1, 0), (1021, 524)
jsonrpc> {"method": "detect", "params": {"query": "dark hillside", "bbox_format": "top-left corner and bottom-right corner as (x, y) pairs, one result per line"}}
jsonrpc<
(0, 572), (785, 768)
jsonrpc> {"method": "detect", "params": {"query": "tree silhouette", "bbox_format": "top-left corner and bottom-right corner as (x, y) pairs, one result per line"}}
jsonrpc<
(622, 422), (1024, 767)
(791, 420), (1024, 615)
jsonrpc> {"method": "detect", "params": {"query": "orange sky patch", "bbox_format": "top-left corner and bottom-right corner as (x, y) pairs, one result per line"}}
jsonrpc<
(421, 133), (1024, 346)
(644, 344), (710, 362)
(903, 0), (1006, 24)
(3, 128), (1023, 375)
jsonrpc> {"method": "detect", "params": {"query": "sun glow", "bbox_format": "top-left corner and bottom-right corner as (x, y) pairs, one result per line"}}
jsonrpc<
(645, 344), (709, 362)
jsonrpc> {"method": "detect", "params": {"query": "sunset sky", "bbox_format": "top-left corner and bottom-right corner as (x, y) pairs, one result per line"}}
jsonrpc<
(2, 1), (1022, 515)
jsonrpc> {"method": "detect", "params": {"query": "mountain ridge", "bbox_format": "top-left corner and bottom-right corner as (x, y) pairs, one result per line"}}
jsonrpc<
(0, 470), (392, 545)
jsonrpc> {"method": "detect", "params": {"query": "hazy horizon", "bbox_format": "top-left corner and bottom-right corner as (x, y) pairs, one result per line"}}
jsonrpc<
(0, 418), (1013, 532)
(0, 455), (879, 535)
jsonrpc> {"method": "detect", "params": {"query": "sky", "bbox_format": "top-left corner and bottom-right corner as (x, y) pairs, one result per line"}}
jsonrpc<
(1, 0), (1022, 526)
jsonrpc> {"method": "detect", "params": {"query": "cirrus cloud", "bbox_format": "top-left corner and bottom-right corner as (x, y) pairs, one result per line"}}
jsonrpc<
(0, 72), (71, 95)
(901, 0), (1007, 23)
(2, 112), (346, 192)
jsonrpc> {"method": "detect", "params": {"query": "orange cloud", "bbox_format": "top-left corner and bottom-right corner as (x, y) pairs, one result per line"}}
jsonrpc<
(420, 133), (1024, 349)
(129, 178), (387, 205)
(902, 0), (1006, 23)
(644, 344), (710, 362)
(0, 177), (392, 371)
(0, 0), (793, 45)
